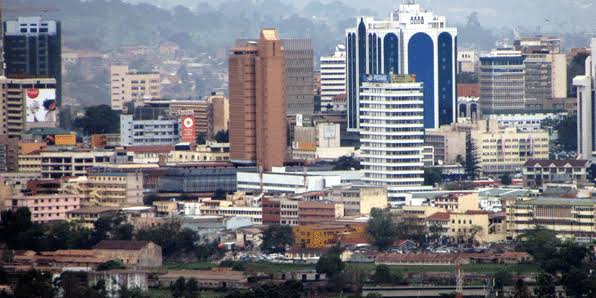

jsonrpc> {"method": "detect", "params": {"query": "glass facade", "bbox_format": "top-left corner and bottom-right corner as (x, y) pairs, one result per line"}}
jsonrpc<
(408, 33), (435, 128)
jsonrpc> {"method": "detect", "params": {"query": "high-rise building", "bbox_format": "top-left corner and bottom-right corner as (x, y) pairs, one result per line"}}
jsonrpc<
(320, 45), (346, 111)
(208, 94), (229, 134)
(229, 29), (287, 171)
(346, 3), (458, 130)
(479, 49), (526, 114)
(359, 74), (430, 205)
(283, 39), (315, 117)
(110, 65), (160, 111)
(574, 38), (596, 161)
(3, 17), (62, 105)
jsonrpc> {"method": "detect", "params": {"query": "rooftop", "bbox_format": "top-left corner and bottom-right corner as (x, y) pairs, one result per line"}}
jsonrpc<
(524, 159), (591, 167)
(516, 197), (596, 206)
(94, 240), (152, 251)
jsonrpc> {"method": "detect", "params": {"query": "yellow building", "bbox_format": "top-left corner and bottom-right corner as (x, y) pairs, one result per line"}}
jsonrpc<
(471, 120), (549, 177)
(18, 152), (42, 173)
(209, 94), (229, 135)
(505, 197), (595, 241)
(166, 142), (230, 163)
(330, 184), (388, 216)
(87, 171), (144, 207)
(110, 65), (160, 111)
(293, 223), (368, 249)
(434, 192), (480, 212)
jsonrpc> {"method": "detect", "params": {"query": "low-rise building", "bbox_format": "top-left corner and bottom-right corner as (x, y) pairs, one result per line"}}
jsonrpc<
(293, 223), (367, 249)
(93, 240), (162, 268)
(522, 159), (591, 187)
(120, 113), (180, 146)
(38, 149), (114, 179)
(329, 184), (388, 216)
(158, 269), (247, 290)
(504, 197), (596, 241)
(424, 127), (467, 165)
(66, 206), (119, 227)
(237, 167), (342, 194)
(87, 170), (144, 207)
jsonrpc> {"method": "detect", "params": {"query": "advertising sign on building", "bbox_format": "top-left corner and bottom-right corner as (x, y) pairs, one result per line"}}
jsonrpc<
(180, 110), (196, 143)
(25, 88), (58, 124)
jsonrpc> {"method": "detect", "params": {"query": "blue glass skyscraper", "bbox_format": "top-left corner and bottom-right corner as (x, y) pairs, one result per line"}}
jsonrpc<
(346, 3), (458, 130)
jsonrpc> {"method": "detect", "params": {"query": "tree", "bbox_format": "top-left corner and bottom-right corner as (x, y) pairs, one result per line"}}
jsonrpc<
(118, 287), (149, 298)
(73, 105), (120, 135)
(465, 135), (480, 180)
(534, 273), (555, 298)
(0, 208), (34, 249)
(135, 221), (199, 258)
(171, 277), (187, 298)
(143, 193), (161, 206)
(340, 266), (370, 293)
(196, 132), (207, 145)
(56, 272), (107, 298)
(97, 260), (126, 271)
(367, 208), (397, 250)
(423, 168), (443, 186)
(214, 130), (229, 143)
(493, 269), (513, 290)
(562, 267), (594, 298)
(183, 278), (199, 298)
(92, 214), (134, 244)
(370, 265), (403, 285)
(14, 270), (56, 298)
(315, 252), (344, 278)
(213, 188), (227, 200)
(568, 52), (589, 97)
(513, 279), (531, 298)
(500, 173), (512, 185)
(261, 225), (295, 253)
(516, 226), (560, 267)
(556, 116), (577, 152)
(333, 155), (362, 170)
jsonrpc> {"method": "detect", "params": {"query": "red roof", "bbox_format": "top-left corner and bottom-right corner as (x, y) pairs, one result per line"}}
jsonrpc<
(427, 212), (450, 221)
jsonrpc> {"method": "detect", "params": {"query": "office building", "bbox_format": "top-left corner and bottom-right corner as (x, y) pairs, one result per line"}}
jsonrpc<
(523, 52), (567, 103)
(359, 74), (430, 205)
(110, 65), (160, 111)
(86, 170), (144, 207)
(229, 29), (287, 170)
(479, 49), (526, 114)
(3, 17), (62, 104)
(1, 78), (57, 138)
(574, 38), (596, 161)
(209, 94), (229, 134)
(38, 149), (114, 179)
(458, 50), (477, 74)
(505, 197), (595, 241)
(424, 127), (467, 165)
(522, 159), (591, 187)
(320, 45), (346, 111)
(120, 110), (180, 146)
(283, 39), (315, 116)
(329, 184), (388, 216)
(471, 120), (550, 176)
(236, 167), (342, 194)
(346, 3), (458, 130)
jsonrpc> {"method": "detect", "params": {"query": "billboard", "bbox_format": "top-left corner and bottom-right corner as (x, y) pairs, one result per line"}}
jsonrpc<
(180, 110), (196, 143)
(54, 134), (77, 146)
(25, 88), (58, 124)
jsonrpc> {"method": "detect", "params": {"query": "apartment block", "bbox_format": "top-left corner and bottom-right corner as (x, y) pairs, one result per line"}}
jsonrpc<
(87, 170), (144, 207)
(522, 159), (591, 187)
(120, 113), (180, 146)
(110, 65), (160, 111)
(38, 149), (114, 179)
(329, 184), (388, 216)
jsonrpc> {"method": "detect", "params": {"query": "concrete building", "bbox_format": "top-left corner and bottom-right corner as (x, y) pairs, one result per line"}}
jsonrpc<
(320, 45), (346, 111)
(0, 135), (19, 172)
(456, 97), (479, 121)
(165, 99), (212, 139)
(158, 165), (237, 194)
(166, 142), (230, 163)
(329, 184), (388, 216)
(93, 240), (162, 268)
(87, 170), (144, 207)
(283, 39), (314, 116)
(424, 127), (467, 164)
(35, 149), (114, 179)
(485, 112), (564, 132)
(522, 159), (591, 187)
(505, 197), (595, 242)
(458, 50), (477, 74)
(298, 201), (344, 225)
(3, 17), (62, 104)
(1, 78), (57, 138)
(236, 167), (342, 194)
(479, 49), (526, 114)
(471, 120), (550, 176)
(574, 38), (596, 161)
(359, 74), (430, 205)
(229, 29), (287, 170)
(346, 3), (458, 130)
(120, 113), (180, 146)
(523, 52), (567, 103)
(209, 94), (229, 134)
(110, 65), (160, 111)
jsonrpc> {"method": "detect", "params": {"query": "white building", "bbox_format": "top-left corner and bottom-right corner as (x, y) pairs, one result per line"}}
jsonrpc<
(236, 167), (342, 194)
(486, 112), (566, 132)
(479, 49), (526, 114)
(458, 50), (477, 73)
(110, 65), (160, 111)
(120, 114), (180, 146)
(574, 38), (596, 161)
(359, 74), (431, 205)
(320, 45), (346, 111)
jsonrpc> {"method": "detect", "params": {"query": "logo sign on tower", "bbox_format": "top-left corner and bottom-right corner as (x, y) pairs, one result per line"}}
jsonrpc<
(180, 110), (196, 143)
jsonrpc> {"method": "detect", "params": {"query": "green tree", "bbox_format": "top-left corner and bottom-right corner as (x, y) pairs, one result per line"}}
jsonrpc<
(568, 52), (589, 97)
(214, 130), (229, 143)
(367, 208), (397, 250)
(513, 279), (531, 298)
(143, 193), (161, 206)
(562, 267), (594, 298)
(534, 273), (555, 298)
(73, 105), (120, 135)
(516, 226), (560, 267)
(135, 221), (199, 258)
(92, 214), (134, 244)
(96, 260), (126, 271)
(370, 265), (403, 285)
(195, 241), (224, 261)
(315, 252), (344, 278)
(171, 277), (187, 298)
(556, 116), (577, 152)
(213, 188), (227, 200)
(423, 168), (443, 186)
(14, 270), (56, 298)
(500, 173), (512, 185)
(56, 271), (107, 298)
(465, 135), (480, 180)
(333, 155), (362, 170)
(261, 225), (295, 253)
(183, 278), (199, 298)
(196, 132), (207, 145)
(118, 287), (149, 298)
(0, 208), (34, 249)
(493, 269), (513, 290)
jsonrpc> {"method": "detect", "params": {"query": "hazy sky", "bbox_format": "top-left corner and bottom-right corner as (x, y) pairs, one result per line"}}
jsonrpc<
(125, 0), (596, 32)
